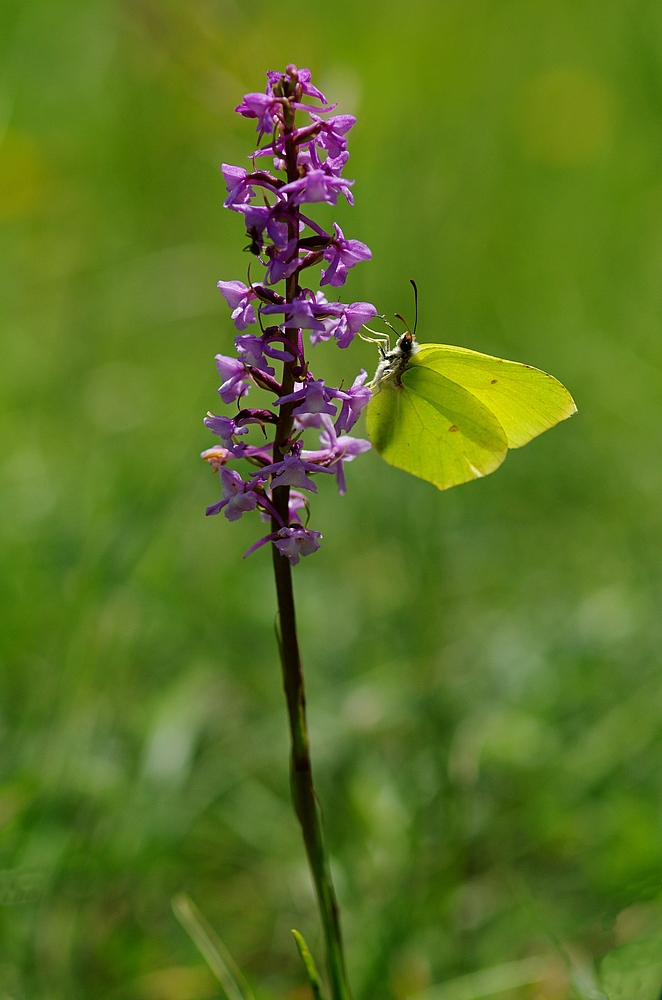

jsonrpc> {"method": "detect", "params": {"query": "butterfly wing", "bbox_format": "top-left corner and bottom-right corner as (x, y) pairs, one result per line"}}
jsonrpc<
(410, 344), (576, 448)
(366, 365), (508, 490)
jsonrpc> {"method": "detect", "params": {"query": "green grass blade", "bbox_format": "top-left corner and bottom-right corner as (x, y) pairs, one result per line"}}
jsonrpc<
(171, 893), (254, 1000)
(292, 929), (326, 1000)
(411, 957), (548, 1000)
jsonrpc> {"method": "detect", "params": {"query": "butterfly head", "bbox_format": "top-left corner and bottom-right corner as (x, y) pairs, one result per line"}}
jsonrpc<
(367, 281), (419, 387)
(372, 330), (418, 387)
(396, 331), (415, 358)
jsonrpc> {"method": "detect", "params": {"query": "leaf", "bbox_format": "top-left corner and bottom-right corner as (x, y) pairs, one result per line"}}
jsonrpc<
(411, 956), (548, 1000)
(291, 929), (326, 1000)
(171, 893), (254, 1000)
(599, 936), (662, 1000)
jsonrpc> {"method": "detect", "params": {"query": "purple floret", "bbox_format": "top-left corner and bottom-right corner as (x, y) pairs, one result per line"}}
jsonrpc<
(217, 280), (257, 330)
(276, 378), (341, 418)
(273, 526), (322, 564)
(335, 370), (372, 432)
(207, 468), (259, 520)
(320, 224), (372, 287)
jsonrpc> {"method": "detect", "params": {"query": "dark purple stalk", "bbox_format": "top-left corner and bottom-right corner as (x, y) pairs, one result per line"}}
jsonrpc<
(269, 97), (352, 1000)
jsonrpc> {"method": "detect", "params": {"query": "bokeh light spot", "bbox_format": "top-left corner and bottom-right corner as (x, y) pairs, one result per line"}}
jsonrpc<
(516, 67), (615, 166)
(0, 129), (47, 219)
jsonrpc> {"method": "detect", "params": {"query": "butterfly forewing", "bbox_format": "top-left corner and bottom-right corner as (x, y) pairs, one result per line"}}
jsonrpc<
(367, 366), (508, 491)
(410, 344), (576, 449)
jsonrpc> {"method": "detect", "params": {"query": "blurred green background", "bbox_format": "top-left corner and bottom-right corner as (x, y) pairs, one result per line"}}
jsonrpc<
(2, 0), (662, 997)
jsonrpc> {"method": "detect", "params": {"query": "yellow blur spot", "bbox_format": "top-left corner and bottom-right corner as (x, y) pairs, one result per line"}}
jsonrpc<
(516, 68), (615, 166)
(284, 985), (314, 1000)
(136, 964), (217, 1000)
(390, 948), (432, 999)
(0, 129), (47, 219)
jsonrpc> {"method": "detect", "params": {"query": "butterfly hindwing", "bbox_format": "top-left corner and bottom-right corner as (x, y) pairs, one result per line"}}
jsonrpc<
(367, 365), (508, 490)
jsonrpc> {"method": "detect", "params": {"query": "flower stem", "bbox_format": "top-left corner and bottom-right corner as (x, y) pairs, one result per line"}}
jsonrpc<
(267, 92), (352, 1000)
(271, 541), (352, 1000)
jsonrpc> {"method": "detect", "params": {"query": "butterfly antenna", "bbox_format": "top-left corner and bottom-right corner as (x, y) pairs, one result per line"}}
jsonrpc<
(393, 313), (411, 334)
(410, 279), (418, 337)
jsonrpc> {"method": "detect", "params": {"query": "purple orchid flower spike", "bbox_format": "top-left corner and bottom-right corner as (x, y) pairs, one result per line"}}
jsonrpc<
(206, 67), (376, 563)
